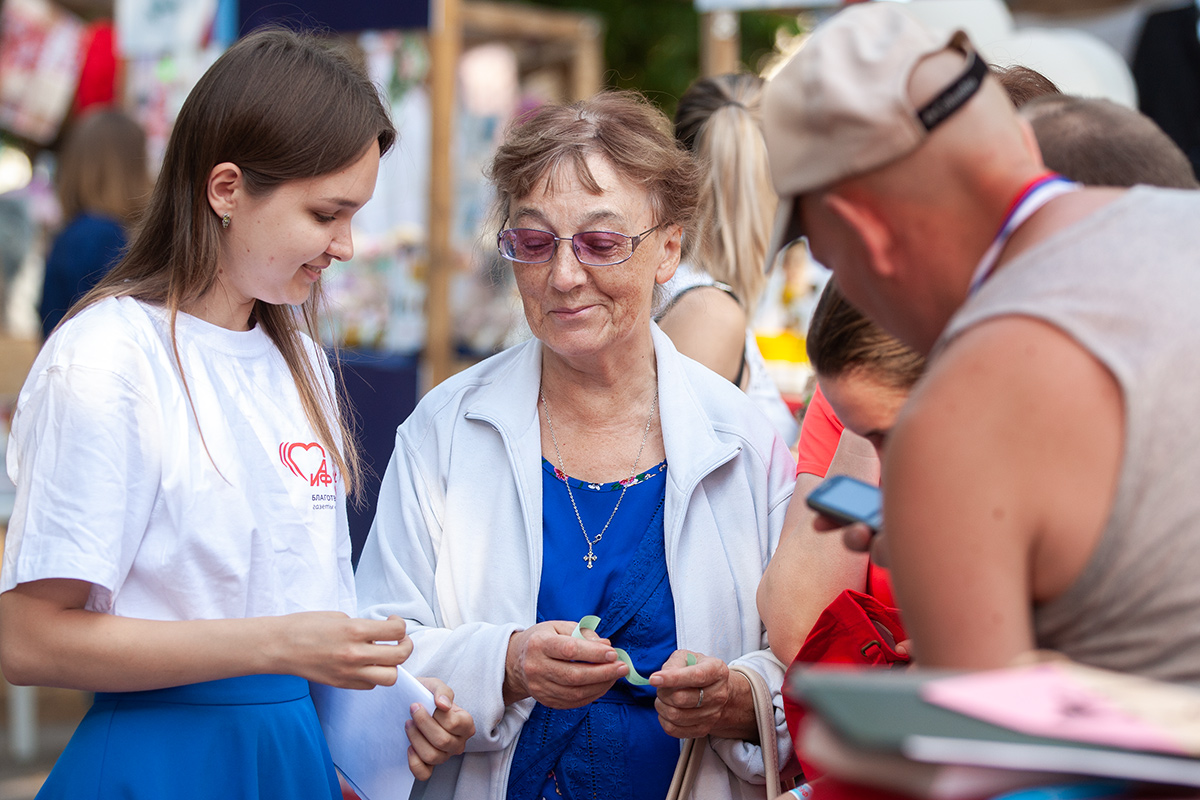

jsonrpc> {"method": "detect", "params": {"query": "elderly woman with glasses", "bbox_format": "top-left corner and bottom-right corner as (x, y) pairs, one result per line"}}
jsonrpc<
(355, 91), (795, 800)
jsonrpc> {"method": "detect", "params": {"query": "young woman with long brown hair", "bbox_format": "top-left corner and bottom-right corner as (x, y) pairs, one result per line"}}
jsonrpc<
(0, 29), (471, 799)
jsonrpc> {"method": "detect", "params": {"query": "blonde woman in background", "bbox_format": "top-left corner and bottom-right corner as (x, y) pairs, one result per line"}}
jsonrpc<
(658, 73), (798, 444)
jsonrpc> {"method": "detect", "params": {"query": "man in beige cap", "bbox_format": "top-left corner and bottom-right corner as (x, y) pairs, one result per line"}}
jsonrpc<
(762, 1), (1200, 681)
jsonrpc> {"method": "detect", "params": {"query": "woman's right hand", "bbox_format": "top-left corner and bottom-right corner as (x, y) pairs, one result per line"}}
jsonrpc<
(503, 620), (627, 708)
(271, 612), (412, 690)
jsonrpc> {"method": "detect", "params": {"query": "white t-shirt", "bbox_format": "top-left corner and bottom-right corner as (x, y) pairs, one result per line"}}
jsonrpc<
(0, 296), (356, 621)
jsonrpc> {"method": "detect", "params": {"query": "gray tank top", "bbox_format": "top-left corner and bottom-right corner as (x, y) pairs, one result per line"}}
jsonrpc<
(938, 186), (1200, 682)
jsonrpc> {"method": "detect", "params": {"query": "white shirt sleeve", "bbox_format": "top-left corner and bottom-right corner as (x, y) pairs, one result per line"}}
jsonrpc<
(1, 363), (162, 611)
(356, 432), (530, 753)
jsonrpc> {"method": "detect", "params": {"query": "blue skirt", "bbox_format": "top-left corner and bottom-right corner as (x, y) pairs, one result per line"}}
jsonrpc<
(37, 674), (340, 800)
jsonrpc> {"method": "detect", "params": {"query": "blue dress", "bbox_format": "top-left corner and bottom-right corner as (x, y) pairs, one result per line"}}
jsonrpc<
(35, 675), (340, 799)
(507, 459), (679, 800)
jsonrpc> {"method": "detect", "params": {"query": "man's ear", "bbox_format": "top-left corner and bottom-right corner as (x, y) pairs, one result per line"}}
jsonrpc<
(207, 162), (243, 219)
(823, 191), (900, 279)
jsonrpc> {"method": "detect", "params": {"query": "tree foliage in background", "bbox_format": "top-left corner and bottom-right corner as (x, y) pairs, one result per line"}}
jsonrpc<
(513, 0), (800, 115)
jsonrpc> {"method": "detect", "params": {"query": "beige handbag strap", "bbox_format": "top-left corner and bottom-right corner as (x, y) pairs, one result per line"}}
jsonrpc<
(665, 736), (701, 800)
(731, 664), (783, 798)
(665, 665), (783, 800)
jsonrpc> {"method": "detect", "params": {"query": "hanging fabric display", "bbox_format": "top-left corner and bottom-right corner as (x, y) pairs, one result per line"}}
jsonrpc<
(0, 0), (87, 145)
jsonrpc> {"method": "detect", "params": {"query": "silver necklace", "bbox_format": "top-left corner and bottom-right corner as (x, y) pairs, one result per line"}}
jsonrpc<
(541, 389), (659, 569)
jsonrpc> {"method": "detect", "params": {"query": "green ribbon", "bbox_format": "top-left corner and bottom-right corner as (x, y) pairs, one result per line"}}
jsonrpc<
(571, 615), (697, 686)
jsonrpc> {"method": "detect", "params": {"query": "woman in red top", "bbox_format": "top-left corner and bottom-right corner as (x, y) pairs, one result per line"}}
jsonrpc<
(758, 279), (924, 664)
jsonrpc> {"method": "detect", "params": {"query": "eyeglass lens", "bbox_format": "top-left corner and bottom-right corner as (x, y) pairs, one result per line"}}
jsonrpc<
(499, 229), (634, 266)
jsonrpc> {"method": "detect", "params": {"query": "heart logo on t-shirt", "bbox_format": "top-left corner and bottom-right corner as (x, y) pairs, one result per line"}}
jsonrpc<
(279, 441), (334, 487)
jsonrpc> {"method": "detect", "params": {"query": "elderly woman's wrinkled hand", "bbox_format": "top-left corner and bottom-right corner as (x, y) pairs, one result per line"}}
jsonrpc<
(504, 620), (628, 709)
(407, 677), (475, 780)
(649, 651), (756, 742)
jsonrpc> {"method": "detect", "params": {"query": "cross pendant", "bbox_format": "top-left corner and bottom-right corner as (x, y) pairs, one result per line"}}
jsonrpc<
(583, 550), (597, 569)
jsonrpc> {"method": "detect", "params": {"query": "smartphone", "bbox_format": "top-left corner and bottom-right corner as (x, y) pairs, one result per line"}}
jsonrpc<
(806, 474), (883, 531)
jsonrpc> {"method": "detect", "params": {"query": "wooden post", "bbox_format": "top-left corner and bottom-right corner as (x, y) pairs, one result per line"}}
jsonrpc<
(426, 0), (462, 389)
(460, 2), (605, 101)
(700, 10), (741, 77)
(572, 17), (604, 100)
(424, 2), (604, 387)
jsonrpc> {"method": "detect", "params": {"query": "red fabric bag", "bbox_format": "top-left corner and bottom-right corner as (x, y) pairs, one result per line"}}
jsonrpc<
(783, 564), (910, 781)
(791, 588), (907, 668)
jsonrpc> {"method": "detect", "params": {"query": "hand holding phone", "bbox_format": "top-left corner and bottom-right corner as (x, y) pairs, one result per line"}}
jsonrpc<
(806, 474), (883, 532)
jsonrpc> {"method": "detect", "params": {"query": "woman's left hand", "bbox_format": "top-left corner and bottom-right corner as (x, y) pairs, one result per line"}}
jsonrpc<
(407, 678), (476, 780)
(649, 651), (757, 742)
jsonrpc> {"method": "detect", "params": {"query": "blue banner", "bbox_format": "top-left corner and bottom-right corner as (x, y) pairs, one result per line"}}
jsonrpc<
(239, 0), (430, 34)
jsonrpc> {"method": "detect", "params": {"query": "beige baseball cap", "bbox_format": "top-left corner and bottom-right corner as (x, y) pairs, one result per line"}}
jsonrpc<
(761, 2), (985, 268)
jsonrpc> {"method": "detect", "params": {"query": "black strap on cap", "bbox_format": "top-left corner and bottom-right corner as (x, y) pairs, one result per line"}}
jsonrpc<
(917, 48), (988, 132)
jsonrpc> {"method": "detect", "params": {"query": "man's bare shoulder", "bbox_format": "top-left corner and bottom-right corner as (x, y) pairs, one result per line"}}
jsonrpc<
(891, 313), (1122, 602)
(877, 314), (1122, 668)
(910, 313), (1118, 422)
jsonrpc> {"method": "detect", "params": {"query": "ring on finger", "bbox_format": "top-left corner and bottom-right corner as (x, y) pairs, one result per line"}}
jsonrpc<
(695, 687), (704, 709)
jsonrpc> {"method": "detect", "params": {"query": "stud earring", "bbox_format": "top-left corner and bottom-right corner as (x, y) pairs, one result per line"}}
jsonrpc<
(221, 213), (231, 229)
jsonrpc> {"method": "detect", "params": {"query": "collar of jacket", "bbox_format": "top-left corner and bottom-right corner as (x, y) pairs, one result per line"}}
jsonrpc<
(463, 323), (741, 495)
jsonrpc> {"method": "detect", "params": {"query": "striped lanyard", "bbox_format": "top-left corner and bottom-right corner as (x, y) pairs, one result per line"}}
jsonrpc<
(967, 173), (1080, 298)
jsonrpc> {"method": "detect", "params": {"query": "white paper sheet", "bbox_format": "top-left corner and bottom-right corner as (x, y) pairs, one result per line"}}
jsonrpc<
(310, 669), (436, 800)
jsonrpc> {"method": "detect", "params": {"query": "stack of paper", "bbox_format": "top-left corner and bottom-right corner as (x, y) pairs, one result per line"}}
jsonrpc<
(787, 661), (1200, 799)
(310, 669), (436, 800)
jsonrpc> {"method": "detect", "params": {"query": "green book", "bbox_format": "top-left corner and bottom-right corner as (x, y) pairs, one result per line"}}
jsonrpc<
(787, 667), (1200, 788)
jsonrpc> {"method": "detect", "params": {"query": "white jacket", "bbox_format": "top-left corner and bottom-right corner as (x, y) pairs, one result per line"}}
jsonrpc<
(356, 326), (796, 800)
